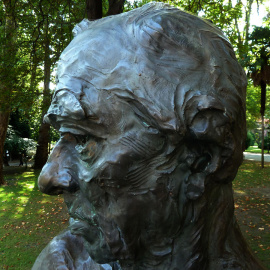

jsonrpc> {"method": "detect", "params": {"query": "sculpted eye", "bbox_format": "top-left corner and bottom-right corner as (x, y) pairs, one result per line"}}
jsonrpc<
(74, 134), (101, 162)
(133, 109), (160, 132)
(138, 117), (159, 134)
(191, 153), (211, 173)
(74, 134), (95, 145)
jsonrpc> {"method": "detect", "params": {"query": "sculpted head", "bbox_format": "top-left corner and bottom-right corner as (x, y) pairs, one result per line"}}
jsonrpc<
(38, 3), (249, 269)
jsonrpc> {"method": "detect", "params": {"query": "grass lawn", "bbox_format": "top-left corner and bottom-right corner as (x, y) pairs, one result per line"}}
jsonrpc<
(233, 161), (270, 269)
(0, 161), (269, 269)
(0, 167), (69, 269)
(246, 145), (270, 154)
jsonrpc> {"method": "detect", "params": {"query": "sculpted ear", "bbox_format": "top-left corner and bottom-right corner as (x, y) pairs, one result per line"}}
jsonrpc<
(186, 95), (235, 166)
(183, 96), (236, 200)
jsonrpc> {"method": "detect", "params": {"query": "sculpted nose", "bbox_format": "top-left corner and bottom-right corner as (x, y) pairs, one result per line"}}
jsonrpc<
(38, 162), (77, 195)
(38, 133), (79, 195)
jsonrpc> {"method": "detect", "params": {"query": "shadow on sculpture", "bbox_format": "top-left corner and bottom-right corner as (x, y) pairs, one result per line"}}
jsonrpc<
(33, 2), (266, 270)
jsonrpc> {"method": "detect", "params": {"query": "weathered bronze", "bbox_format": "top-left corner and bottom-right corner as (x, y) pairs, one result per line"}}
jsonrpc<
(33, 3), (265, 270)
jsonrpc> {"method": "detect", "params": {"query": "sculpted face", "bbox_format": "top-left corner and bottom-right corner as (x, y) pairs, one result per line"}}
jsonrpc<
(39, 88), (185, 262)
(36, 3), (256, 270)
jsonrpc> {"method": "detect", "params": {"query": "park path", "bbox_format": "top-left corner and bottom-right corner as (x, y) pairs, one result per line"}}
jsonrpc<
(243, 152), (270, 162)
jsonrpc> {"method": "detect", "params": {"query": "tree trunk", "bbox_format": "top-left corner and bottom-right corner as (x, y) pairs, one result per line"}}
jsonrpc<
(244, 0), (253, 48)
(30, 48), (39, 96)
(85, 0), (125, 20)
(261, 114), (264, 168)
(234, 0), (253, 60)
(107, 0), (126, 16)
(0, 0), (17, 185)
(34, 16), (51, 169)
(86, 0), (102, 20)
(34, 122), (50, 169)
(260, 79), (266, 169)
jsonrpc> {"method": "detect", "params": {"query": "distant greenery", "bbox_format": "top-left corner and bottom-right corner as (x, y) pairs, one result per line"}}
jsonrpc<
(4, 126), (37, 160)
(246, 145), (270, 154)
(245, 131), (256, 149)
(258, 137), (270, 153)
(0, 162), (269, 269)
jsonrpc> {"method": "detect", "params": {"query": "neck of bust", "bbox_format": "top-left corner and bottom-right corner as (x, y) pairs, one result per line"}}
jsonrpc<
(117, 223), (207, 270)
(115, 182), (264, 270)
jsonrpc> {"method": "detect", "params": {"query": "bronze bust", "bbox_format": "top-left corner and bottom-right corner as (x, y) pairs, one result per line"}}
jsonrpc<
(33, 3), (265, 269)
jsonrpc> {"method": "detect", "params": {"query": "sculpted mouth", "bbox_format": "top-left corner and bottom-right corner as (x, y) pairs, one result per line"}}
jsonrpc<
(68, 205), (98, 226)
(68, 212), (102, 246)
(69, 217), (93, 236)
(64, 194), (131, 261)
(69, 209), (91, 222)
(63, 191), (98, 228)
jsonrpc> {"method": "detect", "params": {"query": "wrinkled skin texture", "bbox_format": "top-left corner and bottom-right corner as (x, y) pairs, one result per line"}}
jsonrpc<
(33, 3), (266, 270)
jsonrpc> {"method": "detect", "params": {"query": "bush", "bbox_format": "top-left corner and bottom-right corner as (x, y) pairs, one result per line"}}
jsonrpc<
(245, 131), (255, 149)
(4, 126), (36, 159)
(258, 136), (270, 152)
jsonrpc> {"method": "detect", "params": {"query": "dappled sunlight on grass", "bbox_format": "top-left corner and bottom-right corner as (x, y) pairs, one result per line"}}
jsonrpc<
(24, 183), (35, 189)
(242, 169), (254, 173)
(0, 168), (69, 269)
(233, 160), (270, 268)
(22, 171), (36, 176)
(234, 189), (247, 195)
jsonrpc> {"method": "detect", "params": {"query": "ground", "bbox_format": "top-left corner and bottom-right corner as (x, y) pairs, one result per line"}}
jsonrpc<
(233, 161), (270, 268)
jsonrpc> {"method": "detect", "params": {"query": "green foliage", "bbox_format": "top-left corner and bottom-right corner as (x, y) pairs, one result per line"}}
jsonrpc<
(102, 0), (110, 15)
(124, 0), (150, 11)
(50, 127), (60, 144)
(258, 136), (270, 152)
(245, 145), (266, 153)
(0, 1), (42, 112)
(0, 0), (88, 115)
(250, 26), (270, 45)
(246, 24), (270, 142)
(9, 110), (31, 138)
(246, 81), (262, 129)
(4, 126), (37, 159)
(248, 26), (270, 78)
(247, 25), (270, 120)
(246, 131), (255, 149)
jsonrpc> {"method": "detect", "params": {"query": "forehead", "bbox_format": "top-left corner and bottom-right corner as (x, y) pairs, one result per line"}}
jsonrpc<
(57, 31), (129, 93)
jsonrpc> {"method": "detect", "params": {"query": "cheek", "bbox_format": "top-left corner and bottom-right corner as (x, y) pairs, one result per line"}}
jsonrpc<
(81, 181), (105, 205)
